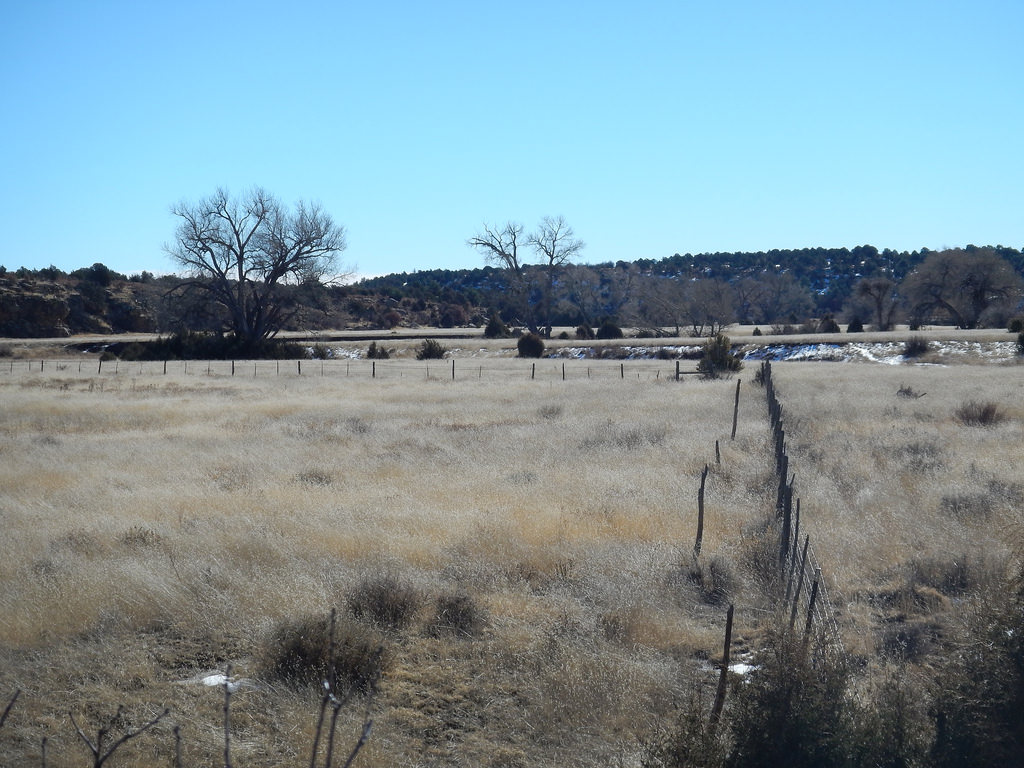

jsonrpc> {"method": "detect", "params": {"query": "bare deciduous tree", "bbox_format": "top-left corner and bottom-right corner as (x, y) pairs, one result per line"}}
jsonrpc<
(166, 187), (347, 350)
(901, 248), (1022, 329)
(853, 276), (899, 330)
(467, 222), (531, 326)
(529, 215), (584, 337)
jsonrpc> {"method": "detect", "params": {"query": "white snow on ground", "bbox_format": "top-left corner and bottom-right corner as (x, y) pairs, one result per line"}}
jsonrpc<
(741, 341), (1019, 364)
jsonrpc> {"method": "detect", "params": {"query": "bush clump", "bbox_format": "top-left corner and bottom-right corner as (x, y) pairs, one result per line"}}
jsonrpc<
(415, 338), (447, 360)
(575, 324), (595, 340)
(483, 314), (510, 339)
(366, 341), (390, 359)
(347, 572), (421, 630)
(427, 591), (486, 638)
(902, 336), (930, 358)
(847, 317), (864, 333)
(954, 400), (1005, 427)
(517, 332), (545, 358)
(686, 554), (736, 606)
(697, 334), (743, 378)
(260, 613), (385, 694)
(595, 319), (624, 339)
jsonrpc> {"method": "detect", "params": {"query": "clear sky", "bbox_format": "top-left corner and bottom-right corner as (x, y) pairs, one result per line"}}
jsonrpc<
(2, 1), (1022, 279)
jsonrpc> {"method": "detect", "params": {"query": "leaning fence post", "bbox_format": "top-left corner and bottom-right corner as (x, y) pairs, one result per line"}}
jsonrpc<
(803, 576), (820, 647)
(731, 378), (741, 439)
(790, 535), (810, 629)
(695, 464), (709, 556)
(709, 604), (734, 729)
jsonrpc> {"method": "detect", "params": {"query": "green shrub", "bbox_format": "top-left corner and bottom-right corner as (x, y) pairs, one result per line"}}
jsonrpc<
(1017, 331), (1024, 356)
(575, 324), (595, 340)
(347, 572), (421, 630)
(259, 613), (385, 694)
(596, 319), (624, 339)
(415, 338), (447, 360)
(727, 627), (851, 768)
(847, 317), (865, 333)
(483, 314), (510, 339)
(366, 341), (390, 359)
(517, 332), (545, 358)
(557, 330), (570, 339)
(697, 334), (742, 378)
(1009, 317), (1024, 333)
(751, 327), (762, 336)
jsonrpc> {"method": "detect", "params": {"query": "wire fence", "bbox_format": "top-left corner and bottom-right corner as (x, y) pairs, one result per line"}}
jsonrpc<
(0, 356), (705, 383)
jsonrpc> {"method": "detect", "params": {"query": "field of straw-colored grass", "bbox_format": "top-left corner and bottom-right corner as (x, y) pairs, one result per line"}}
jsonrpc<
(2, 355), (1021, 766)
(0, 361), (772, 767)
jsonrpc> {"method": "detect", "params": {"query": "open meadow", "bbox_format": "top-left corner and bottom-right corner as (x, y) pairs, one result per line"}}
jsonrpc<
(1, 354), (1022, 766)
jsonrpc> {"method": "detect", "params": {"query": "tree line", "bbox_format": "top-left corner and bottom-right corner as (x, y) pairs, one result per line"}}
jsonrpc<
(3, 187), (1023, 345)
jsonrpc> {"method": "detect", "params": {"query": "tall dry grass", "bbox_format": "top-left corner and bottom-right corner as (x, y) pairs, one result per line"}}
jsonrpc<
(0, 362), (769, 766)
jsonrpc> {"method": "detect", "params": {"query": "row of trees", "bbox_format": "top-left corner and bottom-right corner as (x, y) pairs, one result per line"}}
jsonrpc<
(7, 188), (1022, 345)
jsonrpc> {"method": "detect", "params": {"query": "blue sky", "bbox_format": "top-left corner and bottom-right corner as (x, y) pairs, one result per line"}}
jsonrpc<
(2, 0), (1021, 279)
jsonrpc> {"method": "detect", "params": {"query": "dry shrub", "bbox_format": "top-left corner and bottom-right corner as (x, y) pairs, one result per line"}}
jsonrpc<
(259, 613), (385, 693)
(877, 617), (943, 661)
(954, 400), (1005, 427)
(347, 572), (421, 630)
(684, 554), (736, 606)
(294, 468), (332, 486)
(427, 591), (485, 638)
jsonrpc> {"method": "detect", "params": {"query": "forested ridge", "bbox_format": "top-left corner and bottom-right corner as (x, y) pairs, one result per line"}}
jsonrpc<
(2, 243), (1023, 338)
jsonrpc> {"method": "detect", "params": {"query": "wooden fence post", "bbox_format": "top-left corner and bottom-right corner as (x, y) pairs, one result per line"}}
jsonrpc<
(789, 536), (810, 629)
(620, 362), (624, 379)
(731, 378), (741, 439)
(676, 360), (680, 381)
(709, 604), (734, 728)
(715, 440), (721, 465)
(803, 575), (820, 645)
(531, 363), (535, 380)
(695, 464), (709, 556)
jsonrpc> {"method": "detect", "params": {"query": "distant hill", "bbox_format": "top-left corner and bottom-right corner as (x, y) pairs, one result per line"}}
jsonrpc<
(2, 244), (1021, 338)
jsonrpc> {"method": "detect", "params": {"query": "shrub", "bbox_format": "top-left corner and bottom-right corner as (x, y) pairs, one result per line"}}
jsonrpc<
(954, 400), (1005, 427)
(697, 334), (742, 379)
(259, 613), (385, 693)
(902, 336), (929, 357)
(366, 341), (390, 359)
(686, 554), (736, 606)
(818, 314), (841, 333)
(575, 324), (595, 340)
(728, 627), (851, 768)
(1008, 317), (1024, 333)
(483, 314), (509, 339)
(846, 317), (865, 333)
(1017, 331), (1024, 356)
(595, 319), (624, 339)
(347, 572), (421, 630)
(517, 332), (545, 358)
(751, 327), (762, 336)
(308, 343), (332, 359)
(427, 591), (485, 637)
(557, 330), (570, 339)
(415, 338), (447, 360)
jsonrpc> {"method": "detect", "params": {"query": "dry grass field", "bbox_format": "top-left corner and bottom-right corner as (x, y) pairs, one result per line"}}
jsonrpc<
(1, 354), (1021, 766)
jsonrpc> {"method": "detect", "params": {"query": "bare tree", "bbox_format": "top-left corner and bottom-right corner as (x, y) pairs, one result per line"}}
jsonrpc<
(683, 278), (736, 336)
(901, 248), (1023, 328)
(528, 216), (585, 337)
(467, 222), (532, 326)
(166, 187), (347, 351)
(853, 276), (899, 330)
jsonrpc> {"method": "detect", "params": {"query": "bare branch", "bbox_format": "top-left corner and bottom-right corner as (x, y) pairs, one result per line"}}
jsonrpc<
(0, 689), (19, 729)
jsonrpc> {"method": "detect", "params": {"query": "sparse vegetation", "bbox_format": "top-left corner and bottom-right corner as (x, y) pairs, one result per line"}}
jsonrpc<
(0, 358), (1021, 766)
(697, 334), (743, 378)
(902, 336), (930, 357)
(516, 331), (545, 357)
(954, 400), (1005, 426)
(415, 338), (447, 360)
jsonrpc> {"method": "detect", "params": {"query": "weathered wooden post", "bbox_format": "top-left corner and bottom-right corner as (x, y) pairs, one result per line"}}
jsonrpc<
(715, 440), (721, 465)
(803, 575), (820, 646)
(709, 604), (734, 728)
(532, 363), (535, 380)
(790, 536), (810, 629)
(620, 362), (624, 379)
(731, 378), (741, 439)
(695, 464), (709, 556)
(675, 360), (680, 381)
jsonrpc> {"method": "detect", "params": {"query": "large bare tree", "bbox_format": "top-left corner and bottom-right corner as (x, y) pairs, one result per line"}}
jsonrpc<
(166, 187), (346, 350)
(467, 222), (532, 325)
(901, 248), (1022, 328)
(529, 215), (584, 337)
